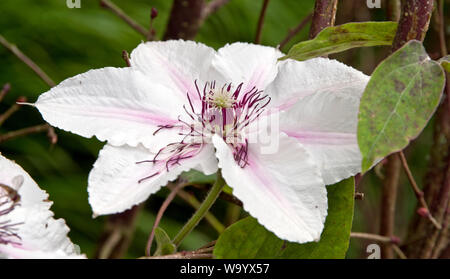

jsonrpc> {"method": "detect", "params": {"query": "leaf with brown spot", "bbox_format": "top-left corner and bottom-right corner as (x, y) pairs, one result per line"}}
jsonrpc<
(358, 40), (446, 172)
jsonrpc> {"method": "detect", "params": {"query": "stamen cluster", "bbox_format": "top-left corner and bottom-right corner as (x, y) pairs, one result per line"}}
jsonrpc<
(137, 80), (271, 182)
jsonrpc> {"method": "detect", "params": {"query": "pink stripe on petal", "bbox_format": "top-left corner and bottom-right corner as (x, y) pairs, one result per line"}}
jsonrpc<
(243, 67), (266, 94)
(245, 154), (308, 230)
(61, 105), (178, 126)
(152, 51), (200, 102)
(167, 65), (199, 101)
(284, 130), (356, 145)
(246, 154), (293, 210)
(273, 96), (299, 112)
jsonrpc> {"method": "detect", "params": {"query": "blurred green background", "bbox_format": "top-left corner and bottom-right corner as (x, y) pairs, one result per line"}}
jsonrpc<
(0, 0), (447, 258)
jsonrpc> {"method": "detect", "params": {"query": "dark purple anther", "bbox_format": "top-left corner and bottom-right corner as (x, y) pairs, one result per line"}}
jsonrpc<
(136, 79), (271, 182)
(0, 184), (22, 246)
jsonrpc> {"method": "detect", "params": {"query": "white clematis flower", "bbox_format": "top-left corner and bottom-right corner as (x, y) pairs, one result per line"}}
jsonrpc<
(0, 154), (85, 259)
(34, 40), (369, 244)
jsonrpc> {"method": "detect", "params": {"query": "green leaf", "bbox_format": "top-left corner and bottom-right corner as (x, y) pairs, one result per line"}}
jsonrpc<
(153, 227), (177, 256)
(439, 55), (450, 73)
(180, 170), (234, 195)
(180, 170), (217, 184)
(280, 21), (397, 61)
(213, 178), (355, 259)
(358, 40), (446, 172)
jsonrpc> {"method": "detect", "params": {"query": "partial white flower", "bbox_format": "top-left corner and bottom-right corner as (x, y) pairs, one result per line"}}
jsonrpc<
(0, 154), (85, 259)
(34, 40), (369, 244)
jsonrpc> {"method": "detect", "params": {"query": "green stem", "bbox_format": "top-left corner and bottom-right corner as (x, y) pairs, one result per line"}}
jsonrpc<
(172, 171), (226, 247)
(181, 190), (226, 234)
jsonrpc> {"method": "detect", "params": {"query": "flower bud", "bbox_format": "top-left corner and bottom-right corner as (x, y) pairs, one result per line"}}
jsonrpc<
(151, 7), (158, 19)
(417, 207), (429, 217)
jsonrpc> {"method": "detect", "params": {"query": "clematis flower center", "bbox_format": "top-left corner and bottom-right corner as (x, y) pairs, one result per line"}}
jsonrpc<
(194, 80), (270, 138)
(0, 181), (22, 246)
(207, 87), (236, 109)
(137, 80), (271, 182)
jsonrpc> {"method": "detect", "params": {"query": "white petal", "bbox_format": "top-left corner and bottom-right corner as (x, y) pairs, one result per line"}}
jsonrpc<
(266, 57), (369, 109)
(273, 58), (369, 184)
(0, 245), (83, 259)
(0, 154), (47, 207)
(212, 42), (283, 93)
(35, 67), (186, 151)
(0, 205), (84, 259)
(130, 40), (217, 102)
(0, 154), (84, 259)
(88, 144), (218, 215)
(212, 133), (327, 243)
(280, 91), (363, 185)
